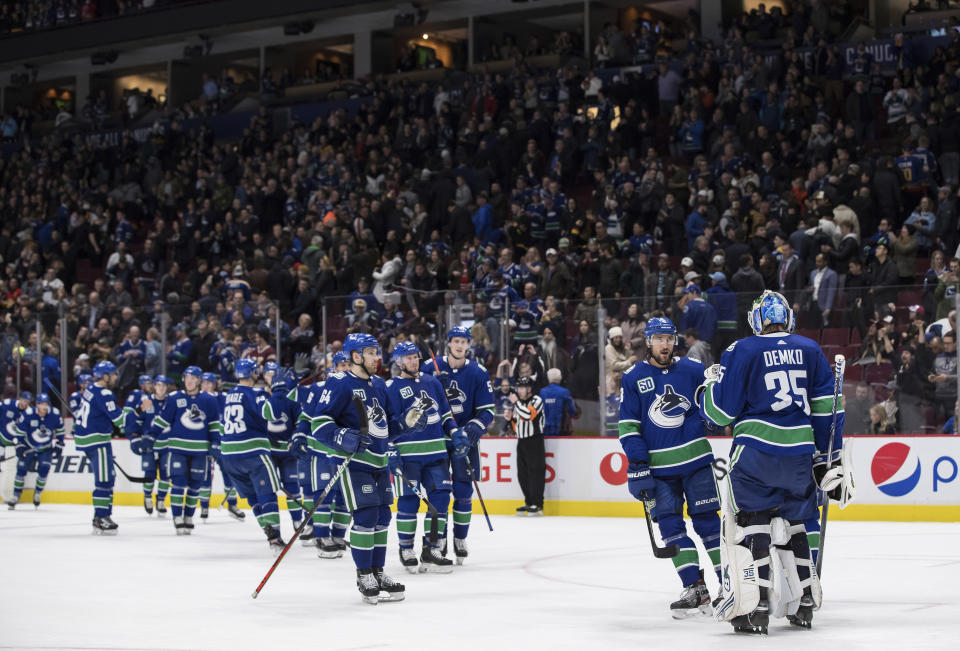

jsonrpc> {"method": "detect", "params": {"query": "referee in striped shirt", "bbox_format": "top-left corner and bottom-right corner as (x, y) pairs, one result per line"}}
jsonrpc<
(507, 376), (545, 516)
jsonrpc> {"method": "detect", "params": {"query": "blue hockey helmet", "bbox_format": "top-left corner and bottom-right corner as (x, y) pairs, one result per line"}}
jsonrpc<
(35, 393), (50, 405)
(263, 361), (280, 375)
(77, 373), (93, 387)
(644, 317), (677, 344)
(331, 351), (348, 365)
(183, 366), (203, 380)
(92, 360), (117, 379)
(138, 374), (153, 387)
(392, 341), (421, 365)
(447, 325), (472, 342)
(154, 374), (174, 387)
(234, 358), (257, 379)
(343, 333), (380, 359)
(201, 372), (219, 384)
(19, 391), (33, 402)
(748, 290), (795, 336)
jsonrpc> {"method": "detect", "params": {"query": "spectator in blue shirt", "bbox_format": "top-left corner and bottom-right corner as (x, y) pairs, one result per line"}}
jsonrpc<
(686, 203), (707, 250)
(539, 368), (580, 436)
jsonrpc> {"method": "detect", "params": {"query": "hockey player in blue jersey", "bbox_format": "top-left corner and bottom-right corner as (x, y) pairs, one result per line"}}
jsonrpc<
(262, 362), (303, 531)
(124, 374), (159, 514)
(7, 393), (65, 509)
(68, 373), (92, 418)
(421, 326), (495, 565)
(701, 290), (849, 634)
(0, 391), (32, 451)
(289, 360), (351, 557)
(149, 366), (221, 535)
(220, 358), (288, 552)
(297, 332), (405, 604)
(200, 372), (244, 521)
(618, 317), (721, 618)
(386, 341), (457, 574)
(74, 361), (127, 534)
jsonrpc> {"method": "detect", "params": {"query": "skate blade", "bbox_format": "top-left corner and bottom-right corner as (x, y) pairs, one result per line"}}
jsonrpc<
(317, 551), (341, 559)
(455, 556), (465, 566)
(92, 528), (118, 536)
(787, 617), (812, 629)
(361, 595), (379, 605)
(733, 626), (768, 635)
(175, 529), (188, 536)
(228, 513), (245, 521)
(671, 606), (705, 620)
(403, 565), (420, 575)
(418, 563), (454, 574)
(300, 538), (316, 547)
(377, 592), (405, 602)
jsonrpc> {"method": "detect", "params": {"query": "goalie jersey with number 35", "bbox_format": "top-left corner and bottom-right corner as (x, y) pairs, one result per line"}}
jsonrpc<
(701, 334), (842, 456)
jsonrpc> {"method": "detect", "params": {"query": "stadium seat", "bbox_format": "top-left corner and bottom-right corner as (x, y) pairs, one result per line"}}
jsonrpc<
(843, 365), (862, 382)
(871, 383), (890, 401)
(821, 328), (848, 346)
(795, 328), (819, 341)
(821, 345), (841, 360)
(865, 364), (893, 384)
(849, 329), (863, 345)
(897, 289), (922, 307)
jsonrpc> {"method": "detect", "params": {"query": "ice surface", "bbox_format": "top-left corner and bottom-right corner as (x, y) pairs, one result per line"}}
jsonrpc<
(1, 505), (958, 650)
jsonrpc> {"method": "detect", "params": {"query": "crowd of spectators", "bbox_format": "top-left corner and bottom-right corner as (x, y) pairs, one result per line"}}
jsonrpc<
(0, 0), (212, 34)
(1, 0), (959, 436)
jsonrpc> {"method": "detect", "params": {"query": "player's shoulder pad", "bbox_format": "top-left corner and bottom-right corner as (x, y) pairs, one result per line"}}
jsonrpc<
(725, 340), (738, 352)
(330, 372), (346, 380)
(683, 356), (704, 365)
(386, 378), (395, 388)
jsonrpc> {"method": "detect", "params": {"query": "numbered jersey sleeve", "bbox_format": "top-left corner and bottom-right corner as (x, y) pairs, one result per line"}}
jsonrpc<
(809, 347), (844, 457)
(309, 375), (353, 443)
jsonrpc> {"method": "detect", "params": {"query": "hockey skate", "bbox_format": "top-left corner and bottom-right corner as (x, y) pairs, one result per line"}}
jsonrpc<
(174, 517), (190, 535)
(373, 566), (405, 602)
(92, 516), (119, 535)
(6, 499), (16, 510)
(317, 536), (342, 559)
(731, 599), (769, 635)
(670, 570), (712, 619)
(515, 505), (529, 515)
(143, 495), (154, 515)
(184, 516), (195, 530)
(200, 507), (209, 521)
(333, 537), (348, 551)
(265, 526), (285, 555)
(156, 500), (168, 517)
(33, 495), (41, 508)
(453, 538), (469, 565)
(399, 547), (419, 574)
(357, 568), (380, 605)
(226, 504), (245, 521)
(419, 546), (454, 573)
(787, 594), (815, 629)
(526, 505), (543, 517)
(300, 528), (316, 546)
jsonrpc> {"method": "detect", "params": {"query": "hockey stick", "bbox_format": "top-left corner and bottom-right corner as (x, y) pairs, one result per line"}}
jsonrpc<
(641, 500), (679, 559)
(218, 486), (237, 509)
(251, 395), (365, 599)
(281, 487), (307, 512)
(427, 347), (494, 532)
(394, 467), (440, 547)
(816, 354), (845, 578)
(44, 382), (152, 483)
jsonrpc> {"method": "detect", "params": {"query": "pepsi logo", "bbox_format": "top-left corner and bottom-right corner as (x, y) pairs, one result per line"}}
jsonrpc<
(871, 442), (922, 497)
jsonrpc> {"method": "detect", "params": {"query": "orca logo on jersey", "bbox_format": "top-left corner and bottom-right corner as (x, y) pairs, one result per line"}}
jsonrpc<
(445, 380), (466, 405)
(871, 442), (922, 497)
(647, 384), (690, 429)
(35, 425), (52, 444)
(367, 398), (389, 439)
(267, 412), (289, 433)
(179, 404), (206, 431)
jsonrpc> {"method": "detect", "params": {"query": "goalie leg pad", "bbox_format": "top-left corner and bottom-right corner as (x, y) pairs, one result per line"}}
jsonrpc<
(715, 510), (772, 622)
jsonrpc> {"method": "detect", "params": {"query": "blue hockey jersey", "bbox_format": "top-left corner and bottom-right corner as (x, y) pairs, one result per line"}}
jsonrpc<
(385, 373), (456, 463)
(680, 297), (717, 341)
(15, 408), (65, 450)
(220, 385), (275, 459)
(420, 357), (495, 433)
(309, 371), (392, 471)
(150, 391), (221, 456)
(68, 390), (84, 421)
(700, 333), (843, 456)
(123, 389), (157, 437)
(262, 389), (299, 453)
(618, 358), (713, 476)
(0, 398), (26, 446)
(74, 384), (126, 449)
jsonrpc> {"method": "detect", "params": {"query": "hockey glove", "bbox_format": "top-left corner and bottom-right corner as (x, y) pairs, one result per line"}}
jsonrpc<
(331, 427), (372, 455)
(129, 436), (145, 455)
(54, 438), (64, 452)
(450, 428), (470, 458)
(290, 434), (311, 460)
(813, 460), (845, 501)
(293, 353), (311, 379)
(387, 445), (403, 476)
(142, 435), (155, 455)
(463, 421), (486, 447)
(209, 440), (222, 460)
(703, 363), (722, 383)
(15, 444), (28, 460)
(626, 461), (655, 504)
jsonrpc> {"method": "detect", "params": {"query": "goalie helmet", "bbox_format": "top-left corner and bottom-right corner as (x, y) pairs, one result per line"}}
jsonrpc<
(748, 290), (795, 336)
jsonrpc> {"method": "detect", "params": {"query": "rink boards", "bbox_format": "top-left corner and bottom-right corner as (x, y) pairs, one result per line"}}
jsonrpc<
(2, 433), (958, 522)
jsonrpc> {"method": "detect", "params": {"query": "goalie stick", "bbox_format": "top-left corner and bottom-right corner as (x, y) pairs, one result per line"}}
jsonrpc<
(816, 354), (845, 578)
